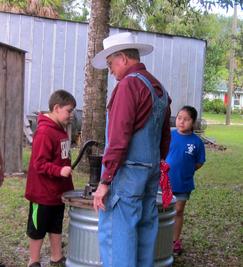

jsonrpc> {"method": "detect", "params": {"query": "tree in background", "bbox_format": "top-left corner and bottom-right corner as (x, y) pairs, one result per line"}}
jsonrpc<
(74, 0), (243, 94)
(235, 23), (243, 88)
(0, 0), (64, 18)
(185, 15), (233, 94)
(109, 0), (145, 30)
(60, 0), (90, 21)
(0, 0), (91, 19)
(80, 0), (110, 154)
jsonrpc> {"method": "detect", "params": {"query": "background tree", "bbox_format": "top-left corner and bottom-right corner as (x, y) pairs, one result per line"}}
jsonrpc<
(75, 0), (243, 94)
(235, 23), (243, 88)
(0, 0), (91, 23)
(60, 0), (90, 21)
(0, 0), (65, 18)
(80, 0), (110, 156)
(226, 3), (237, 125)
(109, 0), (145, 30)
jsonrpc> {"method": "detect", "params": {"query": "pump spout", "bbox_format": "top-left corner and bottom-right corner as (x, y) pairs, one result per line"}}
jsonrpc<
(72, 140), (99, 170)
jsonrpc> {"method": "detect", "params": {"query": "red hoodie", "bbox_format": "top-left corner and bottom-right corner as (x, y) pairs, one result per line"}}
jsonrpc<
(25, 113), (74, 205)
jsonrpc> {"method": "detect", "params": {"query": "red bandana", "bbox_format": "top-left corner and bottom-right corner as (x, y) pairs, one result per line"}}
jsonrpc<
(159, 161), (173, 209)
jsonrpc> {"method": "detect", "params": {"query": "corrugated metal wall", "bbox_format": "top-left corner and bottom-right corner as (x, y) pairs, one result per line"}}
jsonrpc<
(0, 12), (206, 117)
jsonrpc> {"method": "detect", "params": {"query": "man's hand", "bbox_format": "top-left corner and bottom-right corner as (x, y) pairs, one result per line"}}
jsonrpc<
(60, 166), (72, 177)
(93, 183), (109, 212)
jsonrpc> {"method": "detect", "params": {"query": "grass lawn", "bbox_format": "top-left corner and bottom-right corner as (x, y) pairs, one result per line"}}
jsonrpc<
(0, 124), (243, 267)
(203, 112), (243, 125)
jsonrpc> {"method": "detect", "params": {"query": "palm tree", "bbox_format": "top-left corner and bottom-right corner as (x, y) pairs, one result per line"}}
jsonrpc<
(0, 0), (61, 18)
(80, 0), (111, 154)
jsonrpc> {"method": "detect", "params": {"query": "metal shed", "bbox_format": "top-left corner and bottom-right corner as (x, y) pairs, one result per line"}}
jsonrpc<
(0, 42), (25, 174)
(0, 11), (206, 119)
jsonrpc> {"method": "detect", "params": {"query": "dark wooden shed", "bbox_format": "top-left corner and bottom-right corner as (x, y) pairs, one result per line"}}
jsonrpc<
(0, 42), (26, 174)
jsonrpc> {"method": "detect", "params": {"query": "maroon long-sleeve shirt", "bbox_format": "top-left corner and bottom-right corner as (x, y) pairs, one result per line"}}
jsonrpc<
(102, 63), (171, 183)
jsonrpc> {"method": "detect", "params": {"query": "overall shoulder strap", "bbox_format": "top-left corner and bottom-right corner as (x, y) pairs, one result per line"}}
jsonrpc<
(127, 72), (156, 102)
(127, 72), (168, 106)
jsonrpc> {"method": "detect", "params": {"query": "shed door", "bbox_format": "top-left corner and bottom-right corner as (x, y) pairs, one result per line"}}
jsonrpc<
(0, 47), (24, 173)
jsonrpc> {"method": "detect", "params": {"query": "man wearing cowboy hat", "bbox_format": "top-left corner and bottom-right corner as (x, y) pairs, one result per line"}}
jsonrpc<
(92, 32), (171, 267)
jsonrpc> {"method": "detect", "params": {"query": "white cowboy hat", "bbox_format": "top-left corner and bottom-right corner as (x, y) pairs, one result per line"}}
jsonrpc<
(92, 32), (154, 69)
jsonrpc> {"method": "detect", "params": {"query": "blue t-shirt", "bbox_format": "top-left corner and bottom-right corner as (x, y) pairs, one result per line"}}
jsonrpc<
(166, 129), (206, 193)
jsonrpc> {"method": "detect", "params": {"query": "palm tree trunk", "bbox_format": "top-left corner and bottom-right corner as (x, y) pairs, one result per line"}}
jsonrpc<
(80, 0), (110, 160)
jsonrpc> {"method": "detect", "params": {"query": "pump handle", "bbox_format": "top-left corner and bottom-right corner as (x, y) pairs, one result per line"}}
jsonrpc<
(72, 140), (99, 170)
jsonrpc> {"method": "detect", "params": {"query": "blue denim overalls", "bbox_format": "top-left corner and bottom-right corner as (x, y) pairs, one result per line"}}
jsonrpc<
(99, 73), (168, 267)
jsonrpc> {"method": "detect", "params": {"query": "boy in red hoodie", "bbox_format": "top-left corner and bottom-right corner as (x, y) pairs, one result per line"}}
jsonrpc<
(25, 90), (76, 267)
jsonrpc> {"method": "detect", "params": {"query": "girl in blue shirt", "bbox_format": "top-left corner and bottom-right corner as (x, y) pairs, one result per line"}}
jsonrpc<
(166, 106), (205, 255)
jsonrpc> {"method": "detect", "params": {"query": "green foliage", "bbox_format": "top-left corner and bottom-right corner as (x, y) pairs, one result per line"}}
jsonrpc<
(235, 24), (243, 88)
(145, 0), (203, 34)
(203, 98), (212, 112)
(109, 0), (147, 30)
(194, 15), (231, 92)
(199, 0), (243, 10)
(0, 0), (27, 9)
(203, 98), (226, 113)
(0, 0), (63, 17)
(0, 0), (62, 9)
(106, 1), (242, 94)
(59, 0), (90, 21)
(41, 0), (62, 8)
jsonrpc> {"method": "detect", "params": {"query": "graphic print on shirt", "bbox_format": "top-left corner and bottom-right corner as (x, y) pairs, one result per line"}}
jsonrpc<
(185, 144), (196, 156)
(61, 139), (70, 159)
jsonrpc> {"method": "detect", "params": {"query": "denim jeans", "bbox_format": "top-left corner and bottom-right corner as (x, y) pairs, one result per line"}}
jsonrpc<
(99, 164), (160, 267)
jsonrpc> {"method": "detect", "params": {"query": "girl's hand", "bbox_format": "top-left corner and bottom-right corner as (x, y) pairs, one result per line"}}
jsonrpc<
(60, 166), (72, 177)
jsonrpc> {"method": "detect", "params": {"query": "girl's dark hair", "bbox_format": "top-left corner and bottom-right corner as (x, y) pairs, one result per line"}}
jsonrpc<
(49, 89), (76, 111)
(179, 105), (198, 123)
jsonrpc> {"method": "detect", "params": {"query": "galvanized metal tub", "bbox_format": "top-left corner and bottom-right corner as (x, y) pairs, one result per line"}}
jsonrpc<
(154, 192), (176, 267)
(64, 191), (175, 267)
(66, 205), (100, 267)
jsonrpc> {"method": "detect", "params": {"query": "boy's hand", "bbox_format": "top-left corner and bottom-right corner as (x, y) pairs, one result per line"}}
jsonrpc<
(60, 166), (72, 177)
